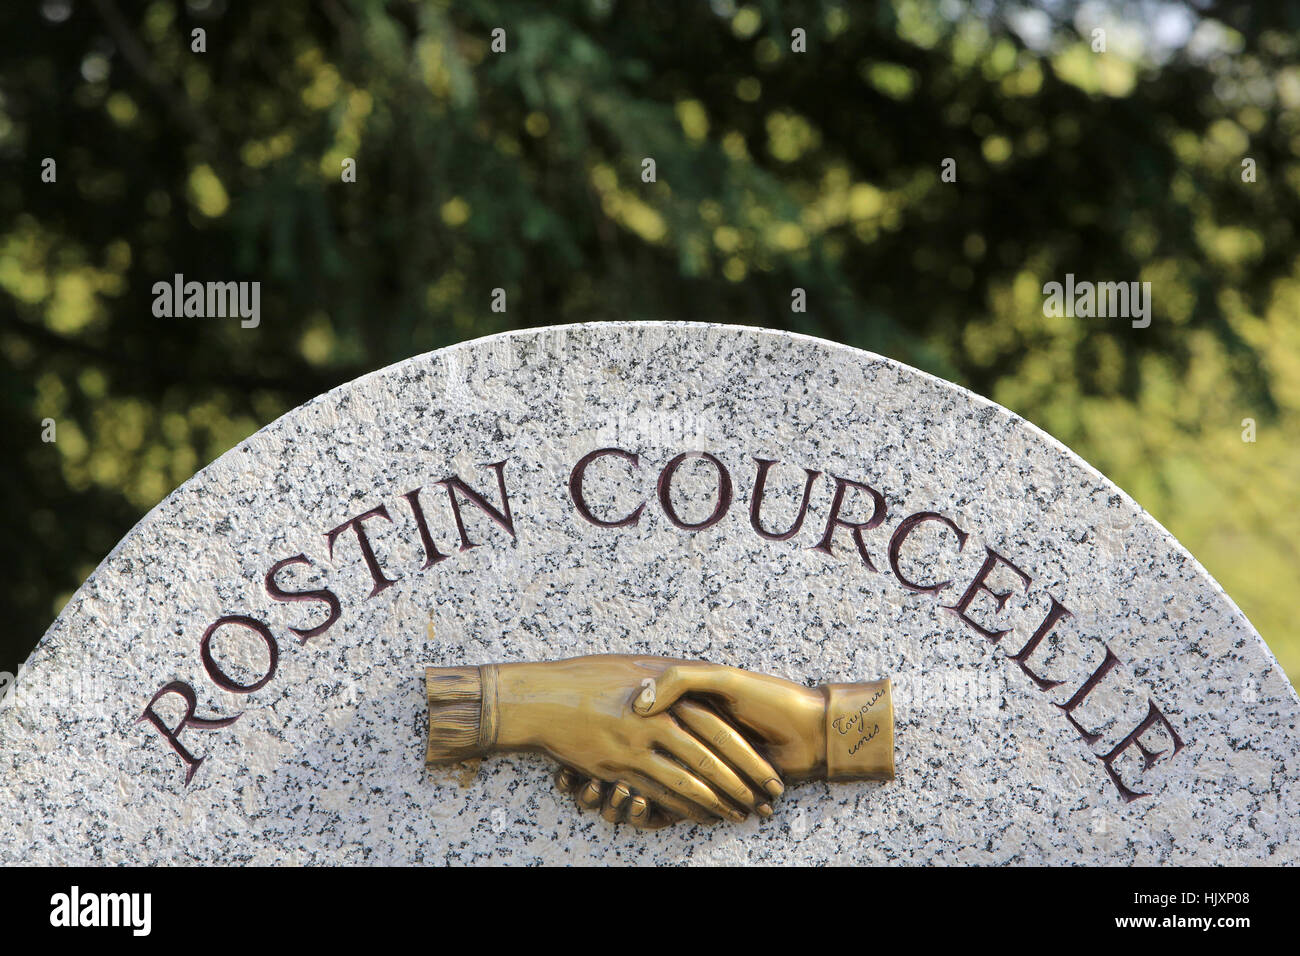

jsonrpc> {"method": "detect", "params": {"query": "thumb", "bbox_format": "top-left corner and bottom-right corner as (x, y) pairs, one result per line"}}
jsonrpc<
(633, 663), (728, 716)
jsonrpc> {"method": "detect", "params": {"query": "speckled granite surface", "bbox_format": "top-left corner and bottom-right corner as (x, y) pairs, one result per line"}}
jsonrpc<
(1, 323), (1296, 865)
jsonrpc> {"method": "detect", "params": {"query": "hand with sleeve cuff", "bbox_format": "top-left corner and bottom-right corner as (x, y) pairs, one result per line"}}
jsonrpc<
(556, 661), (894, 825)
(425, 655), (785, 827)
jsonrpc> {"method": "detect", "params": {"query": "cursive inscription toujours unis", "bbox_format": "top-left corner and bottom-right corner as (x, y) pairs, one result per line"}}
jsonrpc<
(831, 690), (886, 736)
(849, 724), (880, 755)
(832, 690), (885, 756)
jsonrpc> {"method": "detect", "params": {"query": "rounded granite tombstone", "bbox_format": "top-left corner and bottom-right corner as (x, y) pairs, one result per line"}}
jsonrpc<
(2, 323), (1296, 865)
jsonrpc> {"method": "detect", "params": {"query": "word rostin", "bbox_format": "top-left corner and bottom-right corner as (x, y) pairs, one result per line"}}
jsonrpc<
(141, 447), (1184, 802)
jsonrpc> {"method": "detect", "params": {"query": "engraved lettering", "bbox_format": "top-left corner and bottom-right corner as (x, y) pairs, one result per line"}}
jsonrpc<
(199, 615), (279, 694)
(1006, 595), (1071, 690)
(831, 689), (886, 736)
(810, 474), (888, 571)
(942, 546), (1032, 641)
(656, 452), (733, 531)
(438, 460), (516, 550)
(848, 723), (880, 755)
(749, 458), (820, 541)
(1099, 699), (1186, 802)
(136, 681), (240, 785)
(1055, 645), (1122, 746)
(402, 488), (450, 569)
(832, 688), (886, 755)
(887, 511), (969, 593)
(264, 554), (342, 643)
(568, 448), (646, 528)
(325, 504), (400, 597)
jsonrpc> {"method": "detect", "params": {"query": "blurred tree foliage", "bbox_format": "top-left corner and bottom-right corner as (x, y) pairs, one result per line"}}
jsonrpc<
(1, 0), (1298, 681)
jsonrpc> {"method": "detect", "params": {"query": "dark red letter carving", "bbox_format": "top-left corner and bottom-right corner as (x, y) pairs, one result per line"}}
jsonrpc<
(1006, 596), (1071, 690)
(1055, 645), (1122, 746)
(657, 452), (733, 531)
(1099, 700), (1186, 802)
(402, 488), (450, 569)
(438, 460), (516, 551)
(200, 615), (279, 694)
(137, 681), (240, 785)
(750, 458), (820, 541)
(810, 475), (888, 571)
(325, 504), (400, 597)
(264, 554), (342, 643)
(568, 448), (646, 528)
(942, 546), (1032, 641)
(887, 511), (969, 593)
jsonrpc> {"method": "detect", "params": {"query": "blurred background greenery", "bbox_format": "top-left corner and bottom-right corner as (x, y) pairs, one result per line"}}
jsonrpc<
(1, 0), (1297, 684)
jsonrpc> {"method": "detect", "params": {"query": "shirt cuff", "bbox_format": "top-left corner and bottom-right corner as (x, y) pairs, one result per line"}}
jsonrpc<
(425, 664), (499, 764)
(823, 678), (895, 781)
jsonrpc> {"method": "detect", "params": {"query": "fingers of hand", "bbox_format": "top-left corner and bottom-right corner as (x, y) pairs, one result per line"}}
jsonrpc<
(621, 771), (719, 826)
(673, 699), (784, 800)
(657, 719), (764, 813)
(634, 662), (741, 717)
(636, 677), (656, 712)
(627, 796), (682, 830)
(601, 782), (631, 823)
(562, 774), (695, 829)
(624, 794), (655, 829)
(633, 664), (691, 715)
(642, 754), (745, 824)
(555, 766), (582, 793)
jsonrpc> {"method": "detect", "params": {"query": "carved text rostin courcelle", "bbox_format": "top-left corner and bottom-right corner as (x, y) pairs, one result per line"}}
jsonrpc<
(138, 447), (1185, 805)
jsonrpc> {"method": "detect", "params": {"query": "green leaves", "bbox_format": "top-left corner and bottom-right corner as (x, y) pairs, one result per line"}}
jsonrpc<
(3, 0), (1300, 681)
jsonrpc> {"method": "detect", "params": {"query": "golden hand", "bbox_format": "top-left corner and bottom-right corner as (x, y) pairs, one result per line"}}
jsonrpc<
(559, 662), (893, 825)
(633, 662), (828, 778)
(426, 655), (783, 824)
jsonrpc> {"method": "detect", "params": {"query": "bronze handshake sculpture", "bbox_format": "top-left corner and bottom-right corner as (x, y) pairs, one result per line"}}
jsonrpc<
(426, 655), (893, 828)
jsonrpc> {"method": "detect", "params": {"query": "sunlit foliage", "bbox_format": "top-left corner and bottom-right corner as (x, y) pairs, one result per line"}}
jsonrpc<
(2, 0), (1298, 681)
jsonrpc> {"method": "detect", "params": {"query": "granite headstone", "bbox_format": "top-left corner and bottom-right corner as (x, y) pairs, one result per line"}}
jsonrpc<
(2, 322), (1295, 864)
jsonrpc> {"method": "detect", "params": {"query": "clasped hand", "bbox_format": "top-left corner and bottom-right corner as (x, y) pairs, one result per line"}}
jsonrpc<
(490, 655), (826, 829)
